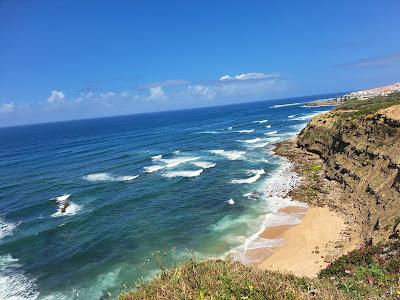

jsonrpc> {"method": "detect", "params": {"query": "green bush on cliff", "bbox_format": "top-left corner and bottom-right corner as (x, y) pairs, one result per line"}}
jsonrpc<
(336, 92), (400, 117)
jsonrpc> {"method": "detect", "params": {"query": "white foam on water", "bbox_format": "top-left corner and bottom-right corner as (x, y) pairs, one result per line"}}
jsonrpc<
(151, 154), (163, 161)
(266, 125), (272, 128)
(162, 169), (203, 178)
(270, 102), (302, 108)
(83, 173), (138, 182)
(288, 115), (296, 118)
(264, 130), (278, 135)
(227, 126), (233, 130)
(51, 202), (81, 218)
(235, 129), (254, 133)
(191, 161), (216, 169)
(0, 254), (39, 300)
(237, 137), (263, 144)
(117, 175), (138, 181)
(229, 157), (308, 262)
(0, 218), (18, 240)
(209, 149), (246, 160)
(291, 110), (330, 121)
(226, 199), (235, 205)
(54, 194), (70, 202)
(199, 130), (220, 134)
(161, 156), (200, 168)
(231, 169), (265, 184)
(143, 165), (165, 173)
(254, 119), (268, 124)
(248, 142), (271, 148)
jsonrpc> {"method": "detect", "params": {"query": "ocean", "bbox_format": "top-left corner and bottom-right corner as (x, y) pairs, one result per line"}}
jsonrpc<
(0, 94), (339, 299)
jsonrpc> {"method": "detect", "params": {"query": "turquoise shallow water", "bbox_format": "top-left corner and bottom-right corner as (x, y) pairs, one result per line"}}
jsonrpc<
(0, 95), (338, 299)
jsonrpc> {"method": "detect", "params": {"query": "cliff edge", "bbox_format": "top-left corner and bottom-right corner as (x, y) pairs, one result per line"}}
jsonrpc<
(298, 94), (400, 243)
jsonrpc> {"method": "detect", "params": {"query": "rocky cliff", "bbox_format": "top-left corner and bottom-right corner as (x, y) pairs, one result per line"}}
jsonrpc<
(298, 100), (400, 244)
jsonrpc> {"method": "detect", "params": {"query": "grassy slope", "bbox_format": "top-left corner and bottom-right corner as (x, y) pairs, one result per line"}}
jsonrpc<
(119, 242), (399, 299)
(120, 94), (400, 299)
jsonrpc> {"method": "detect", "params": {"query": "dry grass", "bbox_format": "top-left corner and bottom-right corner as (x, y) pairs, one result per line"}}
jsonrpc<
(119, 258), (346, 300)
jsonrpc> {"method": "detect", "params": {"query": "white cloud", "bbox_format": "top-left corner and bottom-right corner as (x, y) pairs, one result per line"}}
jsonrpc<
(100, 92), (115, 99)
(47, 90), (66, 103)
(147, 86), (167, 101)
(0, 102), (14, 113)
(219, 72), (272, 81)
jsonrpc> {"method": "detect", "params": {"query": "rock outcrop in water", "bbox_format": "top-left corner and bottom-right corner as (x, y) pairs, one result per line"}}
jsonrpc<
(298, 101), (400, 244)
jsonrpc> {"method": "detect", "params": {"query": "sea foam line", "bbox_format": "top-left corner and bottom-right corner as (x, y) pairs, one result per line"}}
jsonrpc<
(162, 169), (203, 178)
(209, 150), (246, 160)
(231, 169), (265, 184)
(83, 173), (138, 182)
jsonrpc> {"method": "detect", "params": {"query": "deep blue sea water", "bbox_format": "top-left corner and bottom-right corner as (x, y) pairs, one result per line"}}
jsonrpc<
(0, 94), (339, 299)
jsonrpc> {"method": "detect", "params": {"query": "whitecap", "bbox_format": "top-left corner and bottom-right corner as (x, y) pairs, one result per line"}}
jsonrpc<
(237, 137), (263, 144)
(54, 194), (71, 202)
(0, 254), (38, 300)
(143, 165), (165, 173)
(83, 173), (138, 182)
(0, 218), (18, 240)
(264, 130), (278, 135)
(270, 102), (302, 108)
(199, 131), (220, 134)
(209, 150), (246, 160)
(231, 169), (265, 184)
(51, 202), (81, 218)
(151, 154), (163, 161)
(226, 199), (235, 205)
(191, 161), (216, 169)
(266, 125), (272, 128)
(291, 110), (330, 121)
(161, 156), (200, 168)
(235, 129), (254, 133)
(227, 127), (233, 130)
(288, 115), (296, 119)
(162, 169), (203, 178)
(254, 119), (268, 124)
(116, 175), (138, 181)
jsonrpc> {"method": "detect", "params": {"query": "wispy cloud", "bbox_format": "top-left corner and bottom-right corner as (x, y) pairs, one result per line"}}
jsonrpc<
(1, 71), (287, 126)
(0, 102), (14, 113)
(339, 51), (400, 69)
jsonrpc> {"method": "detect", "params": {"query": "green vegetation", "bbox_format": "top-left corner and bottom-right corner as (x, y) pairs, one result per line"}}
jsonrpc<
(119, 241), (399, 299)
(335, 92), (400, 118)
(310, 165), (322, 172)
(320, 240), (400, 299)
(119, 258), (345, 300)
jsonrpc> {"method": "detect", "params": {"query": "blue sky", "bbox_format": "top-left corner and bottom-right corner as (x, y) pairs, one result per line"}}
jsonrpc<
(1, 0), (400, 126)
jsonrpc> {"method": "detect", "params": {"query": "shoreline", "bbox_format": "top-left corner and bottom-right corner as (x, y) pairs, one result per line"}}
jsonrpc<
(244, 135), (361, 277)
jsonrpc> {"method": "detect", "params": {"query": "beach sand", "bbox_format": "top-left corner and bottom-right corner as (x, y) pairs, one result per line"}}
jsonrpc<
(258, 206), (350, 278)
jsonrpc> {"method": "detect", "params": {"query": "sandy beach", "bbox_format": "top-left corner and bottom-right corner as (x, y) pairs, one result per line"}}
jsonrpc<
(258, 206), (351, 277)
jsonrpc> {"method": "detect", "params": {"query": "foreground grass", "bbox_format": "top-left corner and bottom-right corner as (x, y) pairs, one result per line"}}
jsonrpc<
(119, 241), (399, 300)
(119, 258), (344, 300)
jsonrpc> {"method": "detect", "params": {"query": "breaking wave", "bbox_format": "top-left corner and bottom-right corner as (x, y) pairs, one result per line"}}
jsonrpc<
(83, 173), (138, 182)
(270, 102), (302, 108)
(143, 165), (165, 173)
(209, 150), (246, 160)
(191, 161), (216, 169)
(0, 255), (39, 300)
(231, 169), (265, 184)
(235, 129), (254, 133)
(0, 218), (18, 240)
(254, 119), (268, 124)
(162, 169), (203, 178)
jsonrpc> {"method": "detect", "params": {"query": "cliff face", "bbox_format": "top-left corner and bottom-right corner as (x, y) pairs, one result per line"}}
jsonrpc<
(298, 105), (400, 243)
